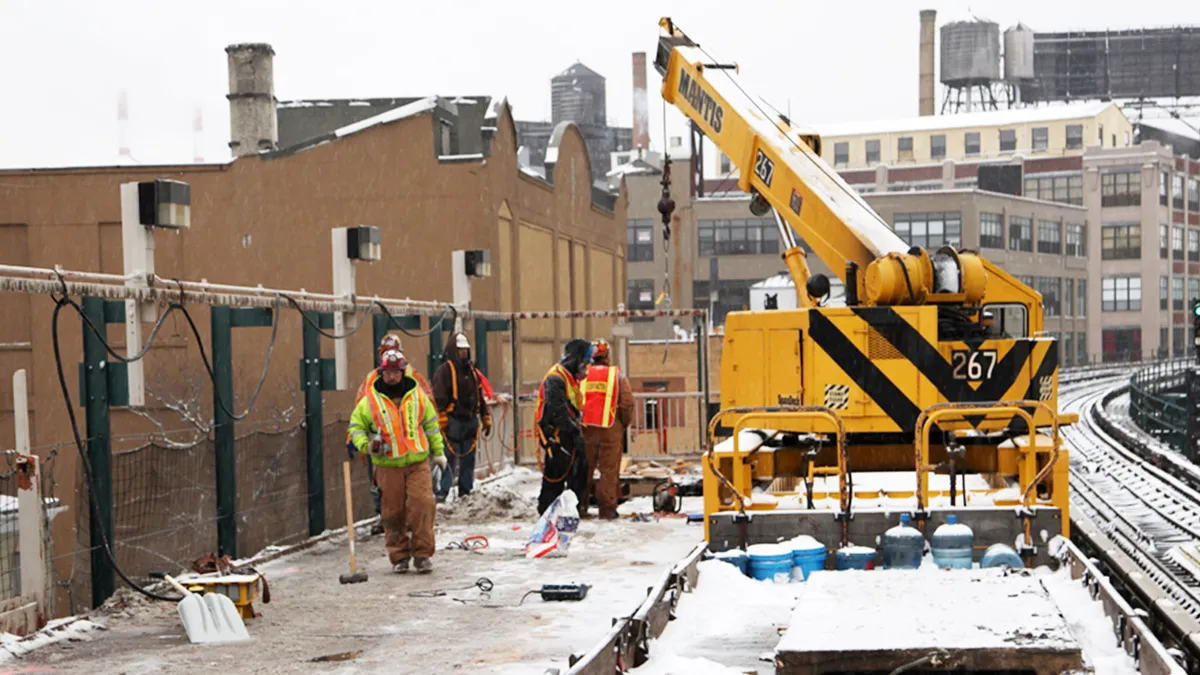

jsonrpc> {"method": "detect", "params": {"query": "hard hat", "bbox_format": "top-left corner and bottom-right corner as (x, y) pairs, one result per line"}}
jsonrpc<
(379, 349), (407, 372)
(455, 333), (470, 349)
(378, 333), (403, 357)
(591, 338), (610, 359)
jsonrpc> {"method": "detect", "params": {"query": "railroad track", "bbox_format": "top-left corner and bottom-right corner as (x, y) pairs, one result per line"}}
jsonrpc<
(1061, 375), (1200, 667)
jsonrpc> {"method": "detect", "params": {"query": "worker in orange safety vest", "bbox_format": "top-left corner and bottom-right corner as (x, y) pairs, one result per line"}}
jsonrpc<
(347, 348), (446, 574)
(580, 339), (635, 520)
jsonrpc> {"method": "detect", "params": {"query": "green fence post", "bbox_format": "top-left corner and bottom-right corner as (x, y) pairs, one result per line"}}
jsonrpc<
(301, 312), (338, 536)
(81, 297), (115, 607)
(211, 306), (274, 557)
(473, 318), (511, 378)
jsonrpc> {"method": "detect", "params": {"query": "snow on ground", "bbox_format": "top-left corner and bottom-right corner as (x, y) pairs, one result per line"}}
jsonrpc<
(0, 618), (103, 663)
(631, 559), (802, 675)
(19, 468), (704, 674)
(1039, 566), (1139, 675)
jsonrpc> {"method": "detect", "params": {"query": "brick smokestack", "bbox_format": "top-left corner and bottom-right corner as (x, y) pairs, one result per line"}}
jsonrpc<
(919, 10), (936, 116)
(632, 52), (650, 154)
(226, 43), (278, 157)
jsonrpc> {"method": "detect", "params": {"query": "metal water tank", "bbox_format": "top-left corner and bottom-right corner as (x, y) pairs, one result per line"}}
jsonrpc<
(940, 20), (1001, 84)
(1004, 23), (1035, 81)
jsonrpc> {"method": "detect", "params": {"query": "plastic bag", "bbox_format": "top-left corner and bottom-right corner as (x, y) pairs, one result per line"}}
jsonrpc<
(526, 491), (580, 558)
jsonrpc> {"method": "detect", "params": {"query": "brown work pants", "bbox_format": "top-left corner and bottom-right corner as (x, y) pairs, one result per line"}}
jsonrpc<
(583, 426), (623, 516)
(374, 461), (435, 563)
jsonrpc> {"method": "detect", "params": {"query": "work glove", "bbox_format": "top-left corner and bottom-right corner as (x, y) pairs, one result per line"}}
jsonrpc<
(481, 415), (492, 437)
(369, 436), (385, 457)
(433, 454), (448, 470)
(346, 442), (358, 461)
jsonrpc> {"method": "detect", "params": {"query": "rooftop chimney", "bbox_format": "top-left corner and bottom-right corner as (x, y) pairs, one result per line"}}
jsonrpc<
(632, 52), (650, 153)
(226, 43), (278, 157)
(919, 10), (936, 116)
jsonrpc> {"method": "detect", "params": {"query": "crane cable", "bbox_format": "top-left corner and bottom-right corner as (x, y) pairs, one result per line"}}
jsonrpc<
(658, 103), (677, 364)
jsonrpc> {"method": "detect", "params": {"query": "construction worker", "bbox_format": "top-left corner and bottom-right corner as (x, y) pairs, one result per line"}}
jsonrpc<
(347, 348), (447, 574)
(432, 332), (492, 501)
(581, 339), (635, 520)
(534, 338), (594, 515)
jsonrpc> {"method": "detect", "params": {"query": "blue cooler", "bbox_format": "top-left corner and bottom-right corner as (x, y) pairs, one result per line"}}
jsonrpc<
(747, 544), (793, 583)
(788, 536), (827, 581)
(835, 546), (876, 570)
(714, 549), (749, 575)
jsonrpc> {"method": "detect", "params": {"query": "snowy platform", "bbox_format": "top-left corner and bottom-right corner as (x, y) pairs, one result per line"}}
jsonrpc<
(775, 568), (1082, 675)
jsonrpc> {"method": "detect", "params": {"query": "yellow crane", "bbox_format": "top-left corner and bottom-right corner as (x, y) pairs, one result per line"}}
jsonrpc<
(655, 18), (1071, 556)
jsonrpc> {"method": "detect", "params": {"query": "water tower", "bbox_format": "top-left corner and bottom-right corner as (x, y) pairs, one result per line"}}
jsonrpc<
(940, 18), (1002, 112)
(1003, 23), (1035, 104)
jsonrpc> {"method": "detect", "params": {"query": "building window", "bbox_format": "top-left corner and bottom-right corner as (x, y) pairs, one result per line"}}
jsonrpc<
(1101, 170), (1141, 207)
(1032, 127), (1049, 152)
(1162, 326), (1171, 358)
(979, 212), (1004, 249)
(1066, 124), (1083, 150)
(1077, 278), (1086, 317)
(1173, 174), (1185, 210)
(1101, 276), (1141, 312)
(1174, 226), (1185, 259)
(897, 136), (914, 161)
(1175, 326), (1186, 357)
(627, 279), (656, 321)
(1009, 216), (1033, 252)
(931, 134), (946, 160)
(1190, 229), (1200, 262)
(964, 132), (980, 156)
(1161, 275), (1169, 310)
(1024, 174), (1083, 206)
(627, 218), (654, 262)
(1063, 333), (1075, 366)
(698, 218), (781, 257)
(1190, 278), (1200, 310)
(1161, 170), (1170, 206)
(999, 129), (1017, 153)
(1100, 223), (1140, 260)
(1174, 276), (1185, 310)
(1064, 278), (1074, 317)
(1037, 277), (1061, 316)
(692, 280), (751, 326)
(1065, 223), (1085, 257)
(1037, 220), (1061, 254)
(1190, 178), (1200, 212)
(719, 153), (732, 175)
(1102, 328), (1141, 363)
(834, 142), (849, 167)
(865, 139), (881, 165)
(892, 212), (963, 249)
(1076, 331), (1087, 363)
(1161, 223), (1169, 259)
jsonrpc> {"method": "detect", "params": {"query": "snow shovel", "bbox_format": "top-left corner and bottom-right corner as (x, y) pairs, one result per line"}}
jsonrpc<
(163, 574), (250, 644)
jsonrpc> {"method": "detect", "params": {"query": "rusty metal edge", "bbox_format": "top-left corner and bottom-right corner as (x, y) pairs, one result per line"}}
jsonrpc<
(1066, 520), (1189, 675)
(564, 542), (707, 675)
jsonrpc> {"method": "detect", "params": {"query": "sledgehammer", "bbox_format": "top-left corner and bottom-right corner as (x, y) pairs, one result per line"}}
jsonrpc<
(339, 461), (368, 584)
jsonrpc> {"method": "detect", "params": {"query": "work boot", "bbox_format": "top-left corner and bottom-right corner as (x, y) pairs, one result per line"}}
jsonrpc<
(392, 558), (410, 574)
(370, 521), (385, 536)
(413, 557), (433, 574)
(599, 508), (619, 521)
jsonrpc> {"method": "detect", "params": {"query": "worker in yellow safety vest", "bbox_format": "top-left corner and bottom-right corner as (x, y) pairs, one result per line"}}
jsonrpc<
(348, 348), (446, 574)
(534, 338), (594, 515)
(580, 339), (635, 520)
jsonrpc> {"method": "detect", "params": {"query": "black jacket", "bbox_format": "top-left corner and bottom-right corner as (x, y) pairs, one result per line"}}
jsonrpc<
(537, 338), (592, 449)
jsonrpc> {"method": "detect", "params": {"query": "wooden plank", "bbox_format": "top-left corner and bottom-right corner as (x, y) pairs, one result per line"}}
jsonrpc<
(777, 646), (1082, 675)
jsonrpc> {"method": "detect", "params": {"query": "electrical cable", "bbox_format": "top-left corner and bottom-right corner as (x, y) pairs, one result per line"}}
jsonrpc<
(374, 300), (456, 338)
(49, 295), (182, 603)
(58, 293), (177, 364)
(279, 292), (372, 340)
(406, 577), (494, 598)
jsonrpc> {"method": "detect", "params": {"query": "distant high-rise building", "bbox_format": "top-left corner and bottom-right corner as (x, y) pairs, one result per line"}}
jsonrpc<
(552, 62), (607, 127)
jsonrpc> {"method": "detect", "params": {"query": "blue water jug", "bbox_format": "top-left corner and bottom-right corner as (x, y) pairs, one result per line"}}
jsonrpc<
(747, 544), (793, 583)
(881, 513), (924, 569)
(931, 515), (975, 569)
(714, 549), (749, 575)
(980, 543), (1024, 569)
(788, 535), (827, 582)
(835, 546), (876, 570)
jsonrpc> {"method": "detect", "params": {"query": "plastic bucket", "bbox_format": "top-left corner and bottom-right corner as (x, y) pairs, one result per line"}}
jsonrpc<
(788, 535), (827, 581)
(835, 546), (876, 571)
(748, 544), (793, 583)
(714, 549), (749, 575)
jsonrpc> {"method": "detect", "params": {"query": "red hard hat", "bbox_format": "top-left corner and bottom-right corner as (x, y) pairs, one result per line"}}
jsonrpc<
(379, 349), (407, 372)
(378, 333), (403, 358)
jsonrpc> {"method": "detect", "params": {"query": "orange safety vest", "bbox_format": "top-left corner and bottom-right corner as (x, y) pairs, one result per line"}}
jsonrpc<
(534, 363), (582, 447)
(365, 374), (431, 459)
(349, 368), (432, 446)
(581, 365), (621, 428)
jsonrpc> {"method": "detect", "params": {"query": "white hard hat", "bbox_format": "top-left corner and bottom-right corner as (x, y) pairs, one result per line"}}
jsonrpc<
(455, 334), (470, 349)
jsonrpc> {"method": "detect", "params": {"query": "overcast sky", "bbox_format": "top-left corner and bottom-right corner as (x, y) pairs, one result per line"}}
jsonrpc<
(1, 0), (1197, 168)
